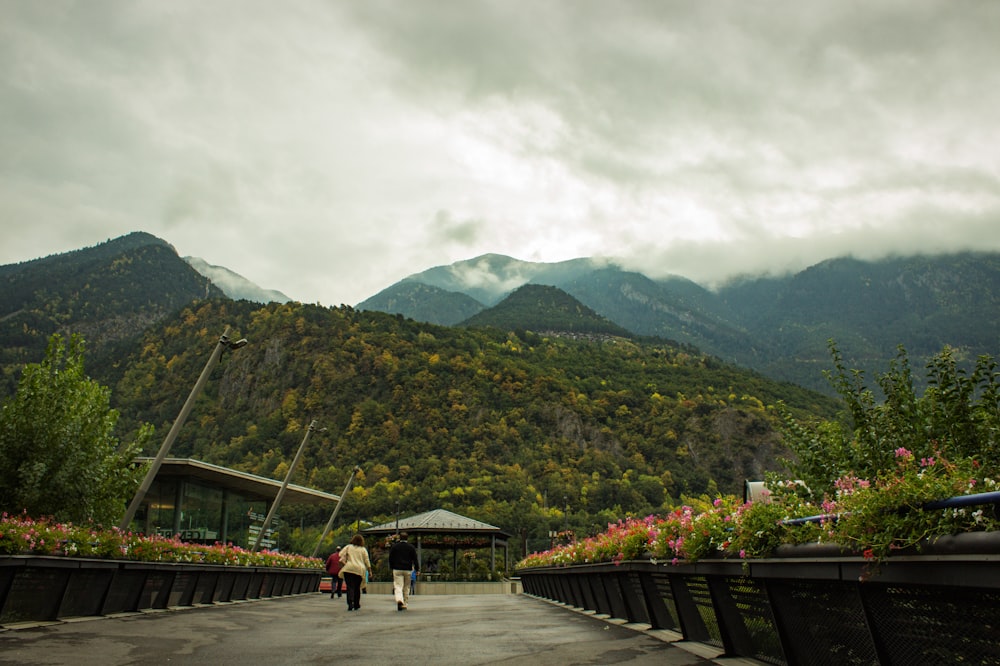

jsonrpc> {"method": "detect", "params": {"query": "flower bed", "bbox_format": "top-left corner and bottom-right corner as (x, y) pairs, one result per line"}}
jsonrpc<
(516, 457), (1000, 571)
(0, 512), (324, 625)
(0, 512), (322, 569)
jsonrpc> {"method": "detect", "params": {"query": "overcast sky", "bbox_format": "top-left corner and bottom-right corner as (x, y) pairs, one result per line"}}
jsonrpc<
(2, 1), (999, 305)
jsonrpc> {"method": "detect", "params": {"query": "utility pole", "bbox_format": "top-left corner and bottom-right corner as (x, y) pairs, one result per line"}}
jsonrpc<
(253, 420), (324, 551)
(311, 466), (361, 558)
(119, 327), (246, 531)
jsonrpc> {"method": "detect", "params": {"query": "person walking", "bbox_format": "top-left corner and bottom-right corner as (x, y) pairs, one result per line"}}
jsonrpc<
(324, 547), (344, 598)
(388, 531), (420, 611)
(338, 534), (372, 611)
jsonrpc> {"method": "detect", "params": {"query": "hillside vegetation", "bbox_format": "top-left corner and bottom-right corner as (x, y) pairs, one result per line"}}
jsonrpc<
(98, 298), (838, 552)
(361, 252), (1000, 396)
(0, 232), (222, 393)
(460, 284), (632, 337)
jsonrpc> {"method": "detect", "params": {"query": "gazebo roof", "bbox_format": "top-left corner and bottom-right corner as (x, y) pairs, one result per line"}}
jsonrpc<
(363, 509), (510, 538)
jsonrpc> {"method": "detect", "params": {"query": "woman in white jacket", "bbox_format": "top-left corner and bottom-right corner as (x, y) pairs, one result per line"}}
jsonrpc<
(338, 534), (372, 611)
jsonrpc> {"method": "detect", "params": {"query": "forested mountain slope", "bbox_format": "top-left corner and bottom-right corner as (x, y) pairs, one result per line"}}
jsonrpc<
(0, 232), (223, 393)
(99, 298), (839, 545)
(359, 252), (1000, 395)
(460, 284), (632, 337)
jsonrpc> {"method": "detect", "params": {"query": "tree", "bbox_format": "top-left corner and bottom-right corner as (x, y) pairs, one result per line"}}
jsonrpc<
(777, 342), (1000, 497)
(0, 333), (152, 524)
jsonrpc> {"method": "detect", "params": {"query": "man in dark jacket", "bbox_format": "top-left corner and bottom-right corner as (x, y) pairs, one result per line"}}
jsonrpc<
(388, 532), (420, 610)
(325, 547), (344, 598)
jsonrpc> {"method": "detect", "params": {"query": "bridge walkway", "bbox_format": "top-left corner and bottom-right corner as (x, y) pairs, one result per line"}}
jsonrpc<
(0, 592), (760, 665)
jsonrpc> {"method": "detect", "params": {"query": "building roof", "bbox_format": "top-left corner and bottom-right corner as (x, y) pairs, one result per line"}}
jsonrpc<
(141, 457), (340, 505)
(363, 509), (510, 537)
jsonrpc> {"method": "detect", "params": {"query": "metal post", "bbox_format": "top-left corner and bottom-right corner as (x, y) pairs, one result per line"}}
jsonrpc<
(310, 466), (361, 558)
(119, 327), (246, 531)
(252, 420), (322, 551)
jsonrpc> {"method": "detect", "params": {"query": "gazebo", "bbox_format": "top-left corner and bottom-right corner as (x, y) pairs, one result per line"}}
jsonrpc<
(363, 509), (511, 574)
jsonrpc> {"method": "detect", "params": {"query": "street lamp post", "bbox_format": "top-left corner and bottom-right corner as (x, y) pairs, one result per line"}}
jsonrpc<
(310, 465), (361, 558)
(119, 327), (246, 532)
(252, 419), (324, 551)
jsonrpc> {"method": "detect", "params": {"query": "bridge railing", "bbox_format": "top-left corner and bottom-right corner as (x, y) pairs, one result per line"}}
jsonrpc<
(0, 555), (322, 626)
(517, 531), (1000, 665)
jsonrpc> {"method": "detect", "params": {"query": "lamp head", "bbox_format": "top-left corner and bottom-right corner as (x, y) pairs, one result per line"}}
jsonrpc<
(220, 335), (248, 351)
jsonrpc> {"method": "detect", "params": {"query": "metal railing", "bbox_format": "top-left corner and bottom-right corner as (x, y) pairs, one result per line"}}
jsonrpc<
(782, 489), (1000, 527)
(0, 555), (322, 625)
(518, 530), (1000, 665)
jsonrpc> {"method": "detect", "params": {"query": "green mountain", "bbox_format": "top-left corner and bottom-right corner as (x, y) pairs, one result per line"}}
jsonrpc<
(557, 268), (758, 362)
(460, 284), (632, 338)
(357, 282), (484, 326)
(0, 232), (842, 553)
(357, 254), (611, 311)
(100, 298), (838, 551)
(718, 253), (1000, 390)
(359, 252), (1000, 395)
(0, 232), (223, 393)
(184, 256), (291, 304)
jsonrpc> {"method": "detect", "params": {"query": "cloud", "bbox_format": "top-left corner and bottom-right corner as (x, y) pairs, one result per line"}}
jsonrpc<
(1, 1), (999, 304)
(432, 210), (483, 246)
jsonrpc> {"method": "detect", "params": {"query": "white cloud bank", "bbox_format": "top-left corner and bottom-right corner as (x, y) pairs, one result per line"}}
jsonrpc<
(1, 1), (998, 302)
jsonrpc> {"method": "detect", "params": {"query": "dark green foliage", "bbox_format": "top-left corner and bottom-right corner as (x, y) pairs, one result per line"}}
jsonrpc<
(0, 334), (152, 524)
(0, 232), (223, 394)
(778, 341), (1000, 498)
(720, 253), (1000, 394)
(99, 299), (839, 551)
(357, 282), (484, 326)
(460, 284), (631, 337)
(364, 251), (1000, 397)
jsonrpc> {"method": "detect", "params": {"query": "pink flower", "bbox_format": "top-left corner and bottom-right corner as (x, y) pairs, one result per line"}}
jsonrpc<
(895, 447), (913, 459)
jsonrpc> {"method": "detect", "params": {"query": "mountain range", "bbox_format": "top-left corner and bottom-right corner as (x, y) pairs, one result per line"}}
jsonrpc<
(4, 232), (998, 398)
(182, 257), (290, 304)
(3, 230), (977, 549)
(359, 252), (1000, 395)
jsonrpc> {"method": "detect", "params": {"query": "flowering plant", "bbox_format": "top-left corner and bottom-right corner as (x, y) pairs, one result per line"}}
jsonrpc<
(516, 347), (1000, 571)
(514, 452), (999, 571)
(825, 450), (998, 563)
(0, 512), (322, 569)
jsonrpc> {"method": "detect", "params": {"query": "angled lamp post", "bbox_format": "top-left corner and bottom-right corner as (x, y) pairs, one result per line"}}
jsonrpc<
(311, 465), (361, 558)
(119, 326), (247, 531)
(252, 419), (325, 551)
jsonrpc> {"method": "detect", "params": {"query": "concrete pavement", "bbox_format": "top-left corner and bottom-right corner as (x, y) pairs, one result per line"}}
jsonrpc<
(0, 592), (755, 665)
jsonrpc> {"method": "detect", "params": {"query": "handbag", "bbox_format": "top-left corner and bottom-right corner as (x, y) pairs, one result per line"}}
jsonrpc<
(338, 545), (350, 578)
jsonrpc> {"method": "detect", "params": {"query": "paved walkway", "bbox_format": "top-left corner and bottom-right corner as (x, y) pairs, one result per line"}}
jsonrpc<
(0, 593), (755, 665)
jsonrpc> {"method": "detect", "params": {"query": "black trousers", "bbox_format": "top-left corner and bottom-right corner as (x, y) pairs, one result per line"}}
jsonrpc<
(343, 572), (363, 609)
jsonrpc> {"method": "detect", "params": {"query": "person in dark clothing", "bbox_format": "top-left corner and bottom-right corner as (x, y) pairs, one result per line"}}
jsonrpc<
(325, 547), (344, 598)
(388, 532), (420, 611)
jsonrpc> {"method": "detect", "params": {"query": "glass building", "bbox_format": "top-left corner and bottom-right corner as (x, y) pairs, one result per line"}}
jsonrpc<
(133, 458), (340, 549)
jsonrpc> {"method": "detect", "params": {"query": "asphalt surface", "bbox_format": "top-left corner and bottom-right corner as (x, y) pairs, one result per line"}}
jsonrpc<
(0, 592), (746, 665)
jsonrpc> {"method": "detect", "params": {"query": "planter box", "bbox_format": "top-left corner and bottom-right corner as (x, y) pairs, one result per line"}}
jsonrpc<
(518, 533), (1000, 666)
(0, 557), (75, 624)
(0, 556), (322, 626)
